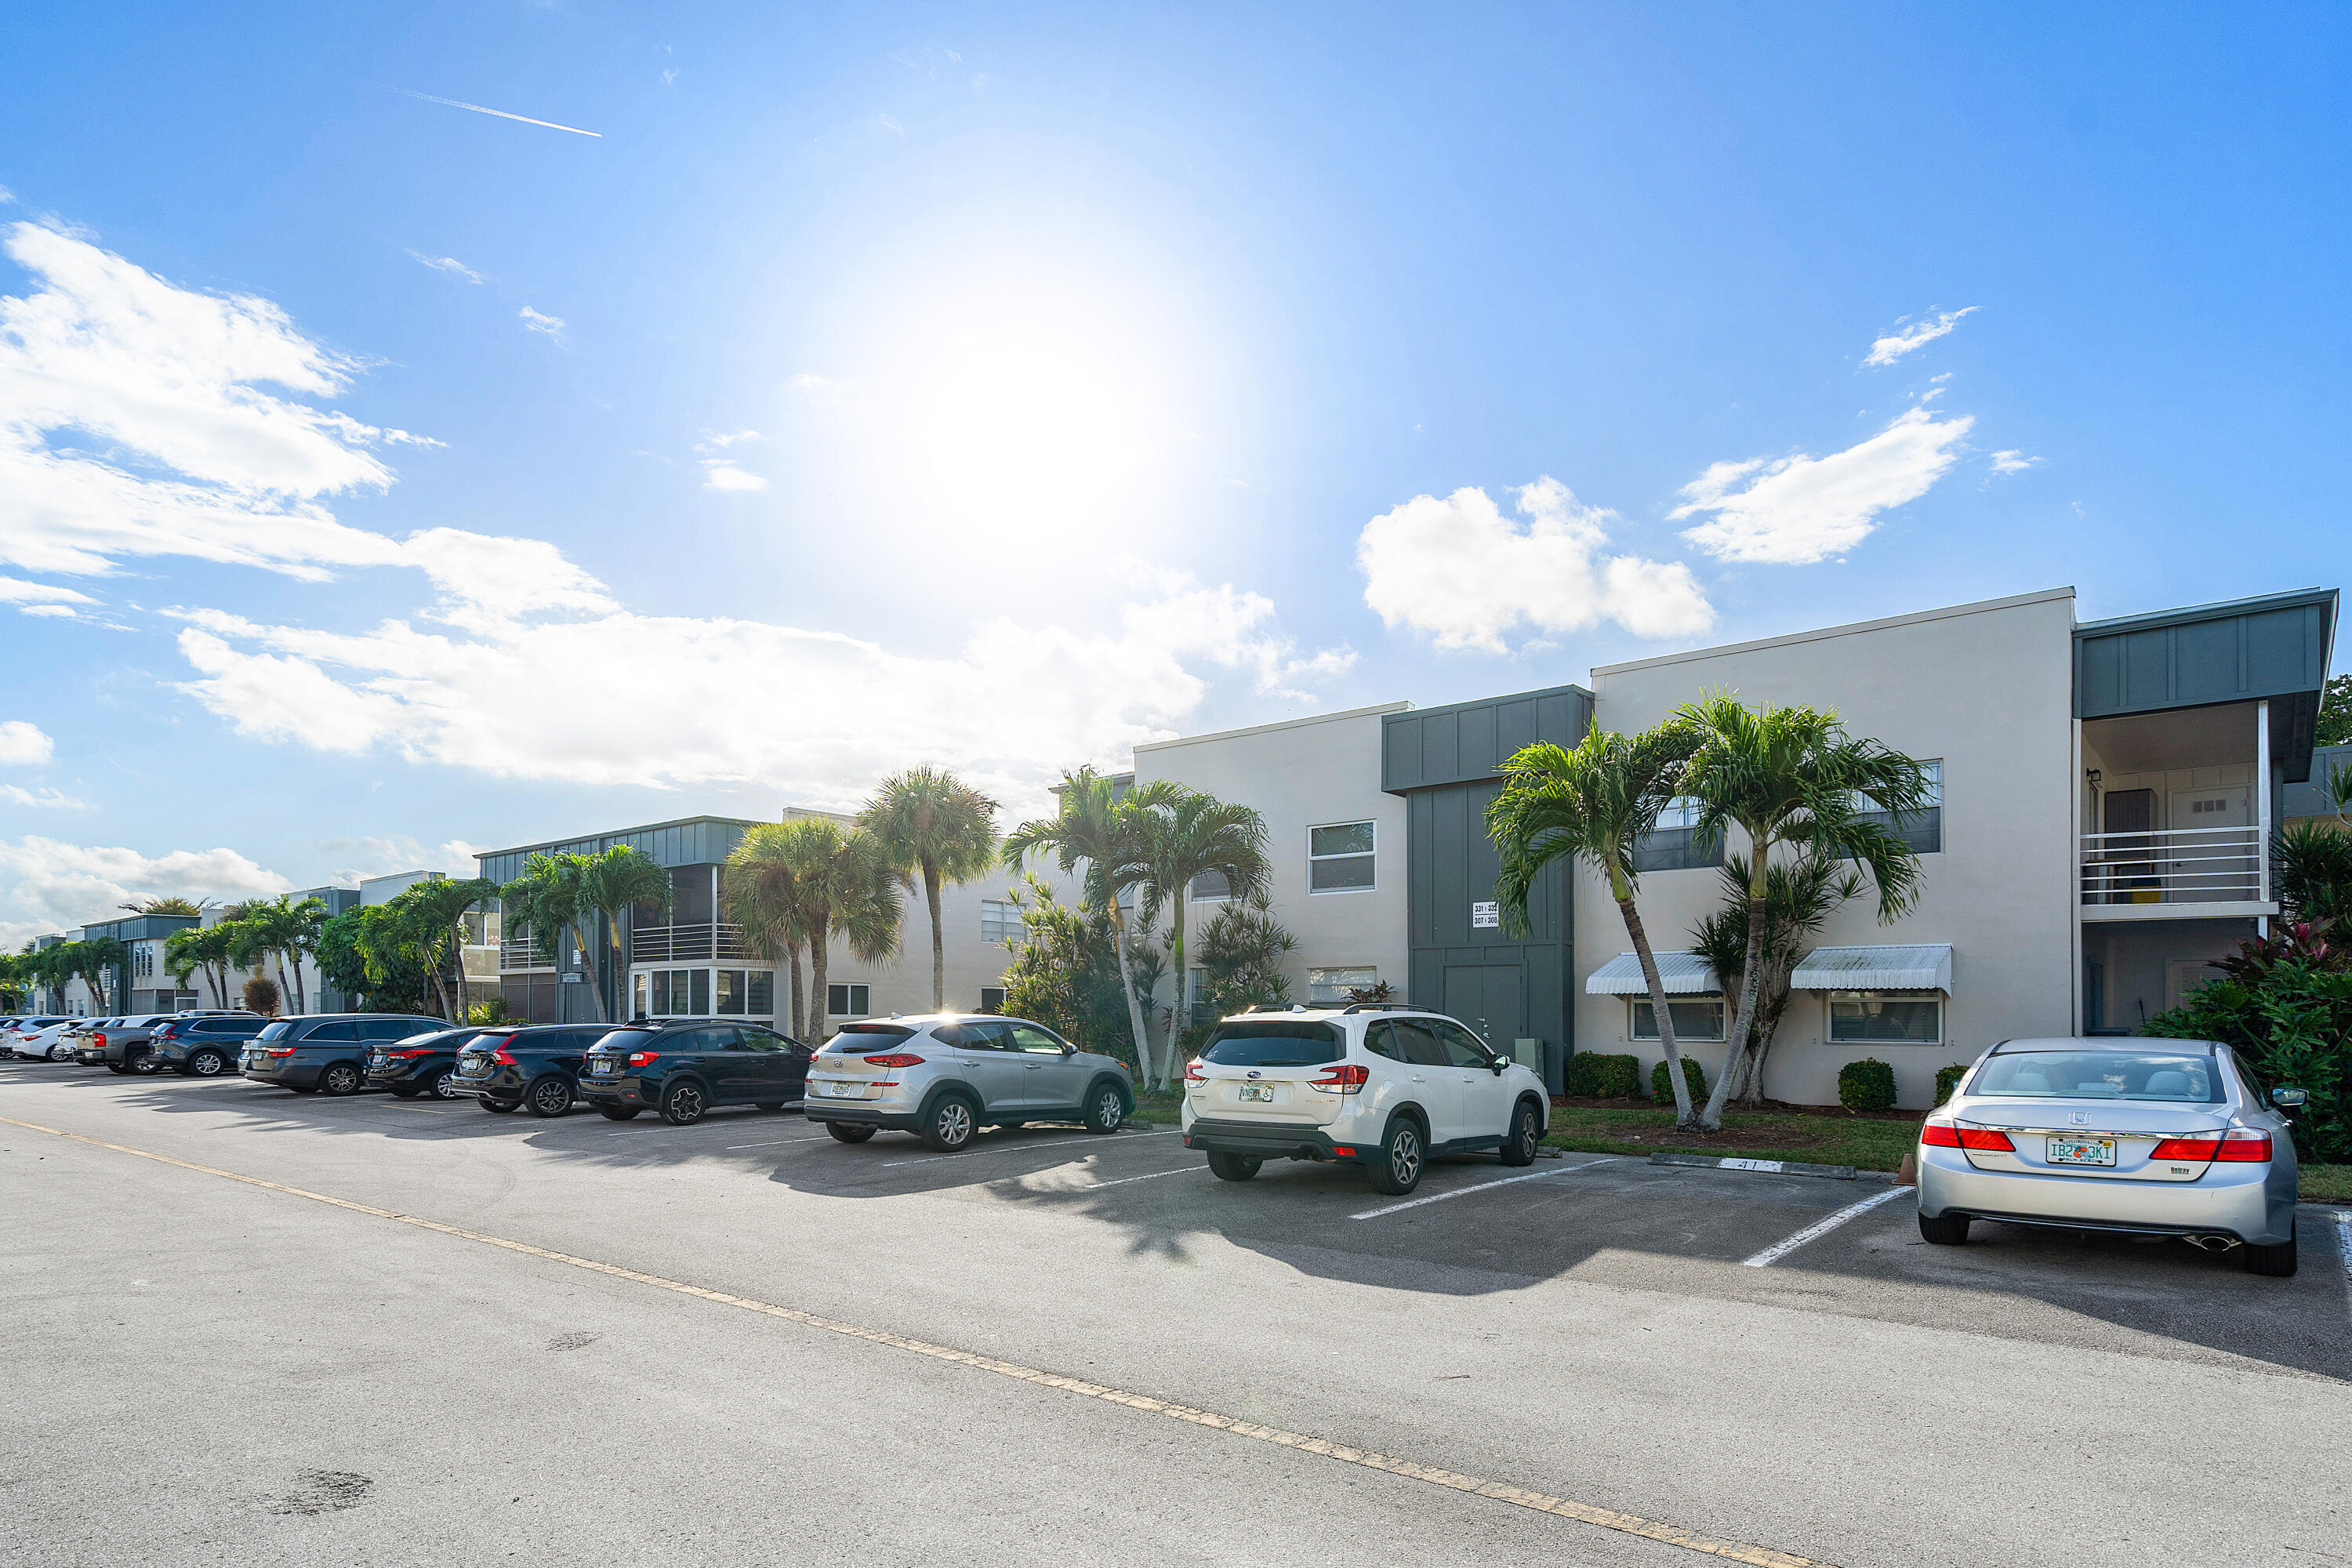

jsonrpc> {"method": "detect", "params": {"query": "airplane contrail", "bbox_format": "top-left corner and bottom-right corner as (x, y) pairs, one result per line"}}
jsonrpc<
(396, 89), (601, 137)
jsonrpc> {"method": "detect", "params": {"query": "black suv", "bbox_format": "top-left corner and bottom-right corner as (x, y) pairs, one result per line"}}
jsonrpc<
(581, 1020), (811, 1125)
(448, 1024), (612, 1117)
(365, 1025), (493, 1099)
(147, 1014), (268, 1076)
(241, 1014), (446, 1094)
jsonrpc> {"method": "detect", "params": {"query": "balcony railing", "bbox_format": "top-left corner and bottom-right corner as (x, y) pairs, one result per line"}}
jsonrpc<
(2079, 825), (2266, 909)
(499, 935), (554, 971)
(629, 922), (760, 964)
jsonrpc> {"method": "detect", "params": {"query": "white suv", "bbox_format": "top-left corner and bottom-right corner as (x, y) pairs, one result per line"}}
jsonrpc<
(1181, 1005), (1550, 1195)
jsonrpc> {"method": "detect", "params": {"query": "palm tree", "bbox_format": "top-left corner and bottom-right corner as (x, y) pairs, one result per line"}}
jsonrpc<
(1129, 787), (1271, 1084)
(1689, 853), (1865, 1107)
(860, 767), (1000, 1013)
(119, 895), (204, 917)
(499, 854), (600, 1020)
(167, 923), (237, 1008)
(1674, 695), (1930, 1131)
(578, 849), (670, 1022)
(242, 895), (329, 1014)
(394, 877), (502, 1020)
(1487, 723), (1706, 1127)
(75, 935), (129, 1015)
(767, 820), (902, 1042)
(725, 825), (815, 1038)
(1004, 768), (1163, 1082)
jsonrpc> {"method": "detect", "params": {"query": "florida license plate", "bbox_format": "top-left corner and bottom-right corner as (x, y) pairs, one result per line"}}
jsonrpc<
(1238, 1083), (1274, 1102)
(368, 1053), (385, 1067)
(2045, 1137), (2115, 1167)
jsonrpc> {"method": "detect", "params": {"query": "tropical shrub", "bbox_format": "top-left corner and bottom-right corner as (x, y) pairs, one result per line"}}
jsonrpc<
(2274, 822), (2352, 925)
(1650, 1054), (1707, 1105)
(464, 997), (514, 1026)
(2145, 955), (2352, 1163)
(1565, 1051), (1641, 1098)
(242, 975), (281, 1017)
(1838, 1058), (1897, 1112)
(1194, 896), (1297, 1019)
(1933, 1063), (1970, 1106)
(995, 878), (1147, 1073)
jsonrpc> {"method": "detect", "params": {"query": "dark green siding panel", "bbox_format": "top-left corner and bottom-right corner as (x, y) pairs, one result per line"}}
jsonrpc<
(2074, 590), (2336, 719)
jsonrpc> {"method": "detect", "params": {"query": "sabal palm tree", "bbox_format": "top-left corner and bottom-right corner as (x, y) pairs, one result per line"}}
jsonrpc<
(579, 849), (671, 1023)
(1674, 694), (1930, 1131)
(725, 824), (815, 1038)
(499, 854), (600, 1020)
(733, 819), (902, 1043)
(1130, 787), (1270, 1084)
(1689, 852), (1864, 1108)
(1487, 723), (1705, 1127)
(861, 767), (1000, 1013)
(1003, 767), (1163, 1080)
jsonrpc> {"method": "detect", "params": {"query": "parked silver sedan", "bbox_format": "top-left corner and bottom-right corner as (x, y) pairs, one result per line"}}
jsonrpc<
(1916, 1036), (2304, 1276)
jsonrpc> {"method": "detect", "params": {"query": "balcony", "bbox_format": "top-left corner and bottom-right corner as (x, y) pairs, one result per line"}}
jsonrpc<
(629, 922), (760, 964)
(499, 933), (554, 971)
(2078, 824), (2270, 917)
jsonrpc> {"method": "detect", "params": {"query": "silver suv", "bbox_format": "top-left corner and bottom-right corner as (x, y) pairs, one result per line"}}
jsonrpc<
(1181, 1004), (1551, 1196)
(805, 1014), (1134, 1152)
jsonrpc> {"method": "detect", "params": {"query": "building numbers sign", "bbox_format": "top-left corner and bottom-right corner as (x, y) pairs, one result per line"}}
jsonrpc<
(1470, 901), (1500, 929)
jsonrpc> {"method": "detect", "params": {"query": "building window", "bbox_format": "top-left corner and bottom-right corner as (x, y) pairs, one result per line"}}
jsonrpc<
(1629, 997), (1727, 1041)
(978, 986), (1006, 1014)
(1308, 822), (1376, 893)
(1827, 992), (1943, 1044)
(1632, 796), (1723, 873)
(748, 971), (774, 1016)
(1189, 870), (1232, 902)
(1851, 760), (1942, 855)
(1308, 967), (1377, 1006)
(717, 970), (747, 1015)
(981, 899), (1022, 945)
(828, 983), (870, 1017)
(649, 968), (713, 1017)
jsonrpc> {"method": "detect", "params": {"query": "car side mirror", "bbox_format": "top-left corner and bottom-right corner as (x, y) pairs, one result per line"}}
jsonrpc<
(1490, 1059), (1507, 1075)
(2271, 1087), (2308, 1109)
(1062, 1042), (1077, 1055)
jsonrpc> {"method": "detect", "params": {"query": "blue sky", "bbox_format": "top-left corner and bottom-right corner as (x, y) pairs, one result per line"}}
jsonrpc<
(2, 2), (2347, 939)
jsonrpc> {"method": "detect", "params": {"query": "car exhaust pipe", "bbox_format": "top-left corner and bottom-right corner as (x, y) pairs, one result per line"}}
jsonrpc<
(2183, 1234), (2241, 1253)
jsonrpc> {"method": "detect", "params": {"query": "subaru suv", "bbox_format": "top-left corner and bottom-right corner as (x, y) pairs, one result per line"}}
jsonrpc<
(804, 1014), (1133, 1151)
(448, 1024), (611, 1117)
(241, 1014), (446, 1095)
(581, 1020), (812, 1124)
(148, 1014), (268, 1076)
(1181, 1005), (1550, 1196)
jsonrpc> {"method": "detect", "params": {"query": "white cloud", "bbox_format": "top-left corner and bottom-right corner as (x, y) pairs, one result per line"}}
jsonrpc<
(0, 577), (95, 605)
(698, 427), (761, 449)
(405, 250), (483, 284)
(0, 835), (289, 945)
(1, 785), (85, 809)
(0, 720), (55, 765)
(1863, 307), (1977, 367)
(0, 187), (13, 205)
(1358, 477), (1714, 654)
(1672, 407), (1975, 564)
(317, 833), (488, 886)
(1988, 449), (2042, 475)
(785, 372), (850, 409)
(701, 460), (767, 492)
(518, 305), (564, 338)
(20, 604), (77, 619)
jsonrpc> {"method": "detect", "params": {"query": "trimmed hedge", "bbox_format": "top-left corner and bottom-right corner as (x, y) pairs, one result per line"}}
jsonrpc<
(1650, 1054), (1708, 1104)
(1565, 1051), (1642, 1098)
(1933, 1063), (1969, 1106)
(1838, 1057), (1898, 1112)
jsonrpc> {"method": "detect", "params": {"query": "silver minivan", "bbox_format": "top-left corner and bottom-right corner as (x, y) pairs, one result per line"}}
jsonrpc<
(805, 1014), (1134, 1152)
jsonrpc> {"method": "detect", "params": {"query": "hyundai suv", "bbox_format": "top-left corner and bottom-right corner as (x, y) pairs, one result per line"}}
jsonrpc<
(1180, 1005), (1550, 1196)
(148, 1014), (268, 1076)
(448, 1024), (612, 1117)
(804, 1014), (1134, 1151)
(581, 1020), (813, 1124)
(241, 1014), (447, 1094)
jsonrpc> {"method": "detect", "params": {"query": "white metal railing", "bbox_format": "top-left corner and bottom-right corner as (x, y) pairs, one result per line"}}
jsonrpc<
(628, 923), (760, 964)
(2079, 824), (2266, 907)
(499, 935), (554, 971)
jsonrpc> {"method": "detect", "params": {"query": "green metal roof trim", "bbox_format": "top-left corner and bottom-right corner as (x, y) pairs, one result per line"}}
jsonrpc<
(2075, 585), (2336, 780)
(474, 814), (773, 880)
(1382, 682), (1595, 794)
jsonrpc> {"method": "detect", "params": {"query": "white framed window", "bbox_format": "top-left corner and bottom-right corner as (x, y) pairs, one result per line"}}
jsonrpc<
(1308, 967), (1377, 1006)
(980, 899), (1022, 945)
(1827, 992), (1943, 1044)
(1308, 821), (1376, 893)
(1629, 997), (1726, 1041)
(646, 968), (711, 1017)
(828, 982), (870, 1018)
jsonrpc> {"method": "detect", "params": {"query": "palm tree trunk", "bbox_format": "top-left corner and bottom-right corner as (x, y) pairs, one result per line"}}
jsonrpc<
(1615, 884), (1696, 1127)
(1107, 902), (1153, 1084)
(452, 919), (470, 1022)
(926, 864), (946, 1012)
(1163, 900), (1190, 1089)
(575, 920), (608, 1024)
(1700, 840), (1770, 1131)
(807, 918), (832, 1044)
(788, 943), (806, 1040)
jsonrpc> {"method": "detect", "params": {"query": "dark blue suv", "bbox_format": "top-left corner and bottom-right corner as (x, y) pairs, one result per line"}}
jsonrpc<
(448, 1024), (611, 1118)
(581, 1020), (812, 1125)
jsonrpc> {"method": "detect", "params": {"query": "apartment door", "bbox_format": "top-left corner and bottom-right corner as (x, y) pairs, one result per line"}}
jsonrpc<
(1441, 964), (1523, 1057)
(2166, 785), (2252, 904)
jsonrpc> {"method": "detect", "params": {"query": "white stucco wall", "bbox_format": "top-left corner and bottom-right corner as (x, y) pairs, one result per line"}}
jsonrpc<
(1577, 588), (2082, 1109)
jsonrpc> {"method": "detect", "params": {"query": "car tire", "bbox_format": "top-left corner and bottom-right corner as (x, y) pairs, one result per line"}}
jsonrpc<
(1364, 1117), (1425, 1196)
(320, 1063), (364, 1097)
(1082, 1083), (1126, 1135)
(920, 1093), (978, 1152)
(187, 1049), (227, 1078)
(525, 1076), (573, 1118)
(427, 1066), (459, 1100)
(826, 1122), (876, 1144)
(1499, 1102), (1543, 1167)
(661, 1080), (709, 1127)
(2242, 1230), (2298, 1277)
(480, 1098), (518, 1114)
(107, 1062), (134, 1076)
(1207, 1151), (1261, 1182)
(47, 1044), (71, 1062)
(131, 1053), (161, 1076)
(1918, 1211), (1970, 1246)
(598, 1106), (641, 1121)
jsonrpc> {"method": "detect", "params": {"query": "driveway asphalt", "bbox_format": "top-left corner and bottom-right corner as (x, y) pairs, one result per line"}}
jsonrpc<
(3, 1063), (2347, 1568)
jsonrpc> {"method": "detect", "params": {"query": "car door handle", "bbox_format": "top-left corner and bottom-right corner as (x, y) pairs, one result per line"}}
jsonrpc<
(1024, 1063), (1044, 1072)
(1410, 1075), (1427, 1083)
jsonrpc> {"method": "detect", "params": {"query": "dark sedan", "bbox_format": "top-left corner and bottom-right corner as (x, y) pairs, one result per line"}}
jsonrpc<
(365, 1025), (494, 1099)
(580, 1020), (811, 1126)
(447, 1024), (612, 1117)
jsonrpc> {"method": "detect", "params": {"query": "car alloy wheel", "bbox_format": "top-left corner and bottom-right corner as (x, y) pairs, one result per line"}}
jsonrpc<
(925, 1096), (976, 1152)
(1500, 1102), (1541, 1167)
(526, 1076), (572, 1118)
(188, 1050), (225, 1077)
(662, 1083), (707, 1127)
(47, 1044), (71, 1062)
(1367, 1119), (1424, 1196)
(321, 1064), (362, 1096)
(131, 1052), (161, 1075)
(429, 1067), (459, 1099)
(1085, 1087), (1124, 1135)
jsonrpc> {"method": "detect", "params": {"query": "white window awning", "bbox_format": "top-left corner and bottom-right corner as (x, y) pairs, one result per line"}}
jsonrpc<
(1585, 949), (1719, 996)
(1789, 944), (1951, 993)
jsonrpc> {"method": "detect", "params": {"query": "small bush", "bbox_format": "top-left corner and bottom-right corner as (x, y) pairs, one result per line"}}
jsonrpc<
(1650, 1054), (1708, 1104)
(1933, 1063), (1969, 1106)
(464, 997), (515, 1026)
(241, 975), (281, 1018)
(1565, 1051), (1641, 1098)
(1838, 1057), (1898, 1112)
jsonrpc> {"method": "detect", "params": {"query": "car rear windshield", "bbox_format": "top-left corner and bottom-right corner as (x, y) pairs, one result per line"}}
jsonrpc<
(1972, 1051), (2222, 1103)
(1200, 1021), (1345, 1067)
(592, 1031), (659, 1052)
(827, 1023), (916, 1047)
(255, 1021), (295, 1042)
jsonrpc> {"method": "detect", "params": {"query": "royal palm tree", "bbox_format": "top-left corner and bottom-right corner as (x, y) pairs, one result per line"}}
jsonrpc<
(1674, 695), (1929, 1131)
(731, 819), (902, 1044)
(1487, 722), (1706, 1127)
(499, 854), (601, 1020)
(1003, 768), (1164, 1081)
(725, 824), (815, 1038)
(861, 767), (1000, 1013)
(1130, 787), (1270, 1085)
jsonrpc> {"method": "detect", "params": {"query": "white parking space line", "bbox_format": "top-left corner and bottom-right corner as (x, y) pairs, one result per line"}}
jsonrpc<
(725, 1135), (833, 1149)
(881, 1129), (1179, 1168)
(1740, 1185), (1910, 1268)
(1074, 1164), (1206, 1191)
(1349, 1159), (1615, 1221)
(2337, 1210), (2352, 1315)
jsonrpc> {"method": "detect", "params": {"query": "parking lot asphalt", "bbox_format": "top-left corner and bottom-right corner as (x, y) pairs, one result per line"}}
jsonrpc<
(5, 1063), (2348, 1568)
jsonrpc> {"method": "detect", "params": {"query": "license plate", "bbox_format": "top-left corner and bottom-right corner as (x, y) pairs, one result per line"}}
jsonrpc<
(1237, 1083), (1275, 1102)
(588, 1061), (613, 1075)
(367, 1053), (384, 1067)
(460, 1056), (486, 1071)
(2045, 1136), (2115, 1167)
(827, 1081), (855, 1096)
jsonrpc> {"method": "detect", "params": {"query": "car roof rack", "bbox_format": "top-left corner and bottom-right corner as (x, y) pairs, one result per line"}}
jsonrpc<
(1341, 1001), (1417, 1014)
